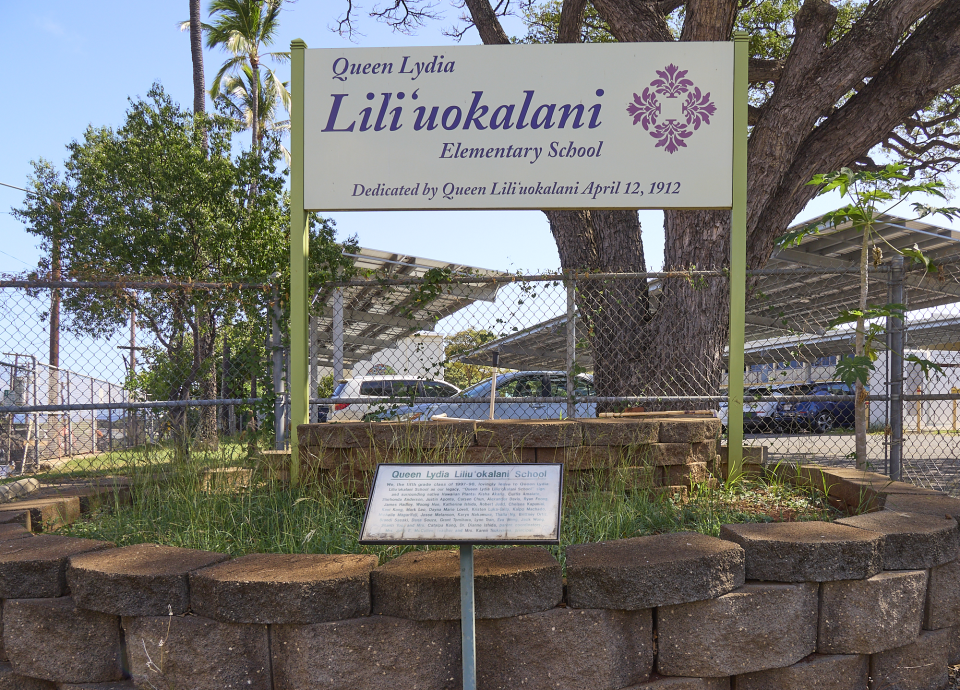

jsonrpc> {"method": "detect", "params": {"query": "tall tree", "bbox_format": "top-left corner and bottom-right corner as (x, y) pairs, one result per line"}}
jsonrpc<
(15, 87), (290, 449)
(205, 0), (289, 151)
(338, 0), (960, 406)
(214, 62), (291, 162)
(189, 0), (206, 116)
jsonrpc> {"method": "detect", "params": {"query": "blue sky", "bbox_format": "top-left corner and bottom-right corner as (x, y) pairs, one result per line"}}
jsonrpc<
(2, 2), (957, 277)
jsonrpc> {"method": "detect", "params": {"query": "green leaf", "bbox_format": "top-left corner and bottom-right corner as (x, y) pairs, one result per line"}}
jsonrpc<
(903, 354), (945, 379)
(901, 244), (938, 273)
(834, 355), (875, 386)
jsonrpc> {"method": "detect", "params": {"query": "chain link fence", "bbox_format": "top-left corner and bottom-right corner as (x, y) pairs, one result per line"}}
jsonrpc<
(3, 262), (960, 495)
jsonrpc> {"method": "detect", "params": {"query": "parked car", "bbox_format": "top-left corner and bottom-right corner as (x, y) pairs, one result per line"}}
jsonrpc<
(717, 384), (795, 433)
(772, 381), (863, 433)
(382, 371), (597, 421)
(328, 376), (461, 423)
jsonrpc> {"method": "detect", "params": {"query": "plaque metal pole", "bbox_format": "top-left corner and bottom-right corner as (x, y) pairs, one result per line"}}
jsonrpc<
(460, 543), (477, 690)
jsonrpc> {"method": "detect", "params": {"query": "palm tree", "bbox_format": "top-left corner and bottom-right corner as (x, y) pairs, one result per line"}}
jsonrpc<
(204, 0), (289, 151)
(215, 63), (291, 162)
(188, 0), (206, 117)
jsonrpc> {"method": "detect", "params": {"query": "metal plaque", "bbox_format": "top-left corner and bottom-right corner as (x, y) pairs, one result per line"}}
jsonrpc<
(359, 463), (563, 544)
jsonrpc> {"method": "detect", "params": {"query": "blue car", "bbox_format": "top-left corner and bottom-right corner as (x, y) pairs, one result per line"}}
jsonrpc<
(773, 381), (861, 433)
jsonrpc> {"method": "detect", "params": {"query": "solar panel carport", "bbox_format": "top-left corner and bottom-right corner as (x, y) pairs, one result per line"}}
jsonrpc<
(451, 213), (960, 371)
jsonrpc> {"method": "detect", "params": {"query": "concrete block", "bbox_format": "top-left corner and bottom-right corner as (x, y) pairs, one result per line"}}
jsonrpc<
(300, 421), (476, 449)
(0, 479), (40, 503)
(191, 553), (377, 624)
(883, 493), (960, 522)
(0, 534), (113, 598)
(3, 597), (122, 684)
(580, 419), (659, 446)
(477, 607), (653, 690)
(664, 463), (710, 486)
(67, 543), (228, 616)
(535, 445), (615, 470)
(924, 558), (960, 630)
(735, 653), (868, 690)
(460, 446), (532, 463)
(649, 443), (694, 466)
(626, 677), (729, 689)
(819, 570), (928, 654)
(949, 625), (960, 666)
(371, 547), (561, 620)
(123, 614), (270, 690)
(691, 442), (717, 464)
(0, 662), (55, 689)
(0, 511), (30, 531)
(475, 420), (581, 448)
(836, 511), (958, 570)
(0, 496), (80, 531)
(869, 628), (952, 690)
(0, 524), (31, 542)
(271, 615), (460, 690)
(657, 582), (818, 677)
(658, 419), (718, 444)
(719, 521), (884, 582)
(566, 533), (744, 610)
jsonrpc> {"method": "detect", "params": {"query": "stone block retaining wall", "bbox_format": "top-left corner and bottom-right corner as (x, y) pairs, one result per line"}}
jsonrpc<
(296, 416), (731, 495)
(0, 462), (958, 688)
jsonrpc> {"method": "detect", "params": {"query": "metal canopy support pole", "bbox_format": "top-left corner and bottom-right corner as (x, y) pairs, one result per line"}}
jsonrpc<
(727, 32), (750, 482)
(889, 255), (904, 481)
(460, 543), (477, 690)
(332, 289), (345, 383)
(565, 277), (576, 420)
(289, 39), (310, 485)
(309, 315), (318, 423)
(272, 287), (285, 450)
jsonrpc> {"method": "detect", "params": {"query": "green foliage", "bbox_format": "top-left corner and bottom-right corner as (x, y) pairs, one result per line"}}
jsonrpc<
(60, 449), (837, 570)
(515, 0), (615, 44)
(443, 329), (497, 389)
(13, 85), (351, 436)
(834, 355), (874, 387)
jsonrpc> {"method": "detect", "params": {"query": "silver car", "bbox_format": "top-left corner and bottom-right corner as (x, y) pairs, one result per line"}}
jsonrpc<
(387, 371), (597, 421)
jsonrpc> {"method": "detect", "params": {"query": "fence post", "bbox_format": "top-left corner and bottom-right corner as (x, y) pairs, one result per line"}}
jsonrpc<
(309, 314), (318, 423)
(66, 369), (73, 458)
(272, 285), (286, 450)
(565, 276), (576, 420)
(888, 255), (904, 482)
(91, 377), (96, 454)
(288, 38), (310, 486)
(726, 32), (750, 481)
(332, 288), (345, 383)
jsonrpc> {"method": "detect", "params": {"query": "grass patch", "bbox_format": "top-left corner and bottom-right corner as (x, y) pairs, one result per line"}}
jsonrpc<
(59, 451), (840, 571)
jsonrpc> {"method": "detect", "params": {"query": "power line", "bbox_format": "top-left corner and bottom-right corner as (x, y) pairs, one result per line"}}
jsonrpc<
(0, 181), (33, 195)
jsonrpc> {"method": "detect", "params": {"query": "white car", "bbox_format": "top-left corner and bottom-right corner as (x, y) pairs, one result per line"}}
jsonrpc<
(328, 376), (461, 422)
(718, 384), (793, 433)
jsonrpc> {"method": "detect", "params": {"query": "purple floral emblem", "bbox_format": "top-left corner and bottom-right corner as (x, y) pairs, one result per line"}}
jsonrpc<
(626, 64), (717, 154)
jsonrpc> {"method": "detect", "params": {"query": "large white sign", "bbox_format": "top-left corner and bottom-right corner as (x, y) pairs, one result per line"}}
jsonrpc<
(303, 43), (733, 211)
(360, 463), (562, 544)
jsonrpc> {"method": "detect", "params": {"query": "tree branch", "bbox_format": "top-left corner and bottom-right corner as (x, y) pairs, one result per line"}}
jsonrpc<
(681, 0), (738, 42)
(752, 0), (960, 267)
(749, 58), (784, 84)
(591, 0), (672, 42)
(558, 0), (589, 43)
(461, 0), (511, 43)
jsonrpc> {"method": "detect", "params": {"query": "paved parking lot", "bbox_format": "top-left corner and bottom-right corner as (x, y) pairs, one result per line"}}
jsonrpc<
(744, 431), (960, 496)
